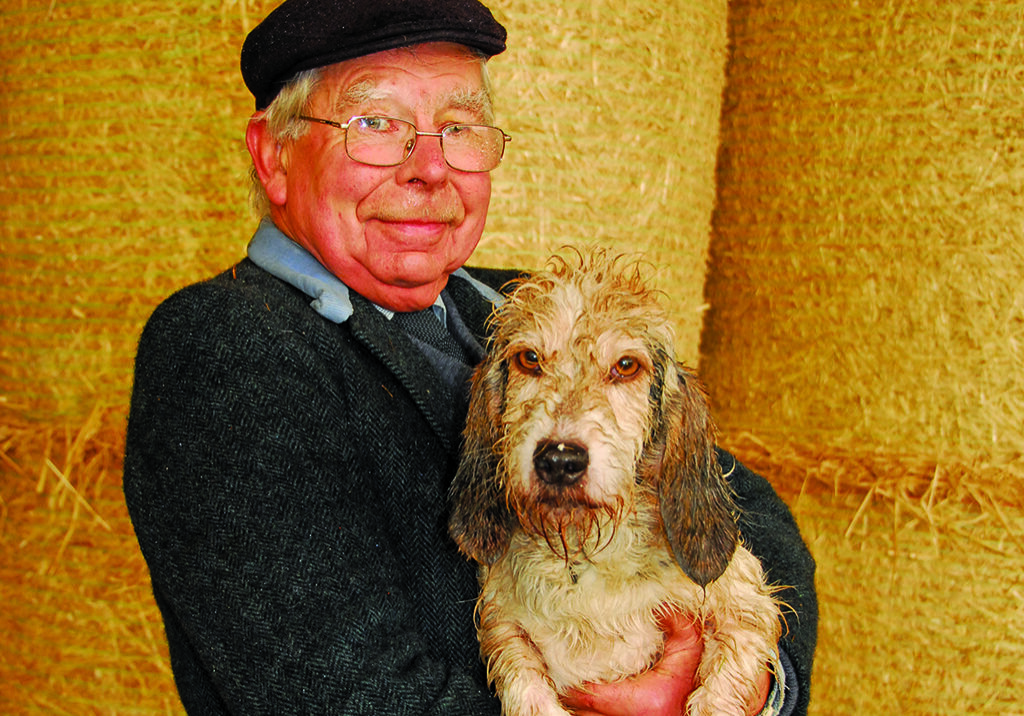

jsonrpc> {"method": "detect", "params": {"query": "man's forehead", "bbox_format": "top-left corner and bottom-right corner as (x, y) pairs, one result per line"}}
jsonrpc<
(316, 49), (490, 115)
(331, 78), (489, 112)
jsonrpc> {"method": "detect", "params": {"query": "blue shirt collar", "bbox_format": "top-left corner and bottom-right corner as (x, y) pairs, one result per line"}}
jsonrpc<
(246, 218), (503, 324)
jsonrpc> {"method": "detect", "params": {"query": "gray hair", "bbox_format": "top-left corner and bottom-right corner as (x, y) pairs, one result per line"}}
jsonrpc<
(247, 67), (323, 217)
(247, 50), (495, 218)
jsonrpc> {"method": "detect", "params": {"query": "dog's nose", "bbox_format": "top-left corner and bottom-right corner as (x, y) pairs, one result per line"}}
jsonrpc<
(533, 441), (589, 486)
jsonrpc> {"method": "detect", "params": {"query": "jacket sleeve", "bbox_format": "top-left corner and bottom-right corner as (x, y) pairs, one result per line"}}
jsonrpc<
(719, 448), (818, 716)
(123, 277), (500, 716)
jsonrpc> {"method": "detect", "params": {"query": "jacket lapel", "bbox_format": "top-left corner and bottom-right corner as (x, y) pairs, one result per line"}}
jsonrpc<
(345, 276), (490, 454)
(448, 273), (494, 333)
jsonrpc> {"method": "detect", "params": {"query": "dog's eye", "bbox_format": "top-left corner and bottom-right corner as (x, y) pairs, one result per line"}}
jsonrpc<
(512, 349), (543, 375)
(610, 356), (642, 381)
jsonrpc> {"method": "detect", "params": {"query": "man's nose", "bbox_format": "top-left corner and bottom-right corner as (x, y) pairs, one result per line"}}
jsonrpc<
(397, 132), (450, 183)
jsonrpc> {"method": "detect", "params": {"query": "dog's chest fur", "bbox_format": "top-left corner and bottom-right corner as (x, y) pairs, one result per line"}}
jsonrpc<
(479, 511), (699, 691)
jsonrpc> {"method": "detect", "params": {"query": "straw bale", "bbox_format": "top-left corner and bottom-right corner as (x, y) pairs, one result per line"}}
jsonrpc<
(702, 0), (1024, 463)
(1, 0), (729, 424)
(723, 433), (1024, 715)
(1, 0), (263, 422)
(1, 407), (181, 714)
(481, 0), (729, 362)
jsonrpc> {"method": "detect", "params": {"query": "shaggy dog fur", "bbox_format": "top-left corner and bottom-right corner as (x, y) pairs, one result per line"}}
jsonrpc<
(449, 250), (783, 716)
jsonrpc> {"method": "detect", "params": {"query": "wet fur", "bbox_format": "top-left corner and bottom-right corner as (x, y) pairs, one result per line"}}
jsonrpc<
(450, 250), (783, 716)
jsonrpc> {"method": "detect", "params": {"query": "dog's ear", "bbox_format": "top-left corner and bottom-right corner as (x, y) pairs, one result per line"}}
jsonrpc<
(654, 363), (739, 587)
(448, 351), (515, 565)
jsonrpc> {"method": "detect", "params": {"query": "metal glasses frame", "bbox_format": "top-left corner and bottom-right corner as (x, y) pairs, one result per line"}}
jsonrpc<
(298, 115), (511, 173)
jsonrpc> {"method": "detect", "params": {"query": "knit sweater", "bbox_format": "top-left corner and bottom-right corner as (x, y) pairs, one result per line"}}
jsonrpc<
(123, 258), (816, 715)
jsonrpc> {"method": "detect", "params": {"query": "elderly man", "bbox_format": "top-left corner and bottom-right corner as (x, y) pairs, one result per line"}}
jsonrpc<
(123, 0), (816, 714)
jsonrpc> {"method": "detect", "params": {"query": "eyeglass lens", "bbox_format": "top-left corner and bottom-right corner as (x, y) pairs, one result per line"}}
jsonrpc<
(344, 116), (506, 172)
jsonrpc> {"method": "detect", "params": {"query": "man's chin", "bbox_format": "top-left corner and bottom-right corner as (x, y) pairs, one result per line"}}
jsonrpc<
(360, 273), (451, 312)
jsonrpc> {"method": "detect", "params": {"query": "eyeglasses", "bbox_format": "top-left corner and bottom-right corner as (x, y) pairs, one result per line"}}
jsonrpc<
(298, 115), (511, 173)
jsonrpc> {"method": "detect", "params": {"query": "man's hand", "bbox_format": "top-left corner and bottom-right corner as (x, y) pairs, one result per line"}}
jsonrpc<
(559, 610), (771, 716)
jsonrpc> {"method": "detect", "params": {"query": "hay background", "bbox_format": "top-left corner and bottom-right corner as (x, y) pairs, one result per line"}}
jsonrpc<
(2, 0), (1023, 714)
(702, 0), (1024, 465)
(700, 2), (1024, 708)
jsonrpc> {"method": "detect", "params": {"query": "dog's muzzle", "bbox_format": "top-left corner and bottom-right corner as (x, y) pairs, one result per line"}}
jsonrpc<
(533, 440), (589, 487)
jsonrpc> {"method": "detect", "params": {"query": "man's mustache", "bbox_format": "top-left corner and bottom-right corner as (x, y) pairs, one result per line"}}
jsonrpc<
(372, 207), (461, 223)
(365, 192), (464, 224)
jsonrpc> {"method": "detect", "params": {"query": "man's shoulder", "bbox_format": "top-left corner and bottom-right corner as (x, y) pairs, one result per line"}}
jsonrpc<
(141, 259), (315, 343)
(158, 259), (302, 311)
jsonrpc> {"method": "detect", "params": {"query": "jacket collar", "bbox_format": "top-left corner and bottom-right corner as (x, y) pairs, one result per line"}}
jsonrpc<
(246, 218), (503, 325)
(246, 219), (501, 451)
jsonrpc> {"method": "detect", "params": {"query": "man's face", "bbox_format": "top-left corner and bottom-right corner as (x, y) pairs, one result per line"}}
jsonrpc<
(265, 43), (493, 311)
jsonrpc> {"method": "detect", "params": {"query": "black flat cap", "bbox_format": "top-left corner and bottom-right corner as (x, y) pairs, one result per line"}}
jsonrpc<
(241, 0), (507, 110)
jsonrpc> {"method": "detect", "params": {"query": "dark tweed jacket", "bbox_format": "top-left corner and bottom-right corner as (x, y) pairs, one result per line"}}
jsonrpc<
(123, 258), (816, 715)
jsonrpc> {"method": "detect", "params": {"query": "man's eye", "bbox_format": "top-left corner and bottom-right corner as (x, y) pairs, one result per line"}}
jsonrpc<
(610, 356), (643, 381)
(512, 349), (543, 375)
(355, 116), (396, 133)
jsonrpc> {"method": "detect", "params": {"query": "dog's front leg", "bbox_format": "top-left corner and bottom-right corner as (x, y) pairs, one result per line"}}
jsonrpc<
(478, 598), (572, 716)
(685, 548), (782, 716)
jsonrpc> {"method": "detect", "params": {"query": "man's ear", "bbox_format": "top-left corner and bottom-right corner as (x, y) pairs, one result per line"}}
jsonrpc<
(245, 116), (288, 207)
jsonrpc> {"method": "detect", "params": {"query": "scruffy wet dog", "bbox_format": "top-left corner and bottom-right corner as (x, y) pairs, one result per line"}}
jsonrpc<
(449, 250), (783, 716)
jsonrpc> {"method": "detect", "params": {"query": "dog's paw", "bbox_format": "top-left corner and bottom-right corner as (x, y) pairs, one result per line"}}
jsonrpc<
(685, 684), (755, 716)
(684, 680), (765, 716)
(499, 680), (573, 716)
